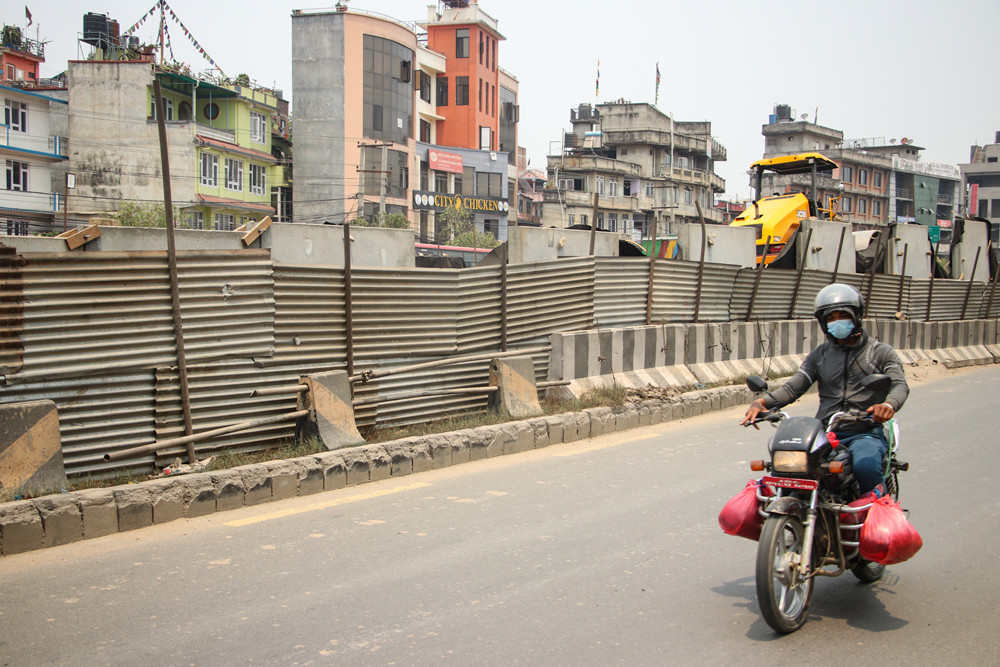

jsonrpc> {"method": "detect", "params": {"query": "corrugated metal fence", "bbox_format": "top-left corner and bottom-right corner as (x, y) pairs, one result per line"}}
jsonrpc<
(0, 247), (996, 478)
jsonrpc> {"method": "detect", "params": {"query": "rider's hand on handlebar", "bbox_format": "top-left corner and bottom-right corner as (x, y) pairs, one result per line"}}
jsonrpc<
(867, 402), (895, 423)
(741, 398), (769, 430)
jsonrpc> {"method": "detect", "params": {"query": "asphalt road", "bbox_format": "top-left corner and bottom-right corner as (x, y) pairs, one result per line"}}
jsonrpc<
(1, 365), (999, 666)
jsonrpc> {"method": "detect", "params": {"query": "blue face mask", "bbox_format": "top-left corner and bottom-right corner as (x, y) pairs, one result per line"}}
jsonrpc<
(827, 319), (855, 339)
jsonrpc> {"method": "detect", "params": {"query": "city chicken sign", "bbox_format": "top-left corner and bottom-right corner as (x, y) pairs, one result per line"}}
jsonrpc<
(413, 190), (510, 214)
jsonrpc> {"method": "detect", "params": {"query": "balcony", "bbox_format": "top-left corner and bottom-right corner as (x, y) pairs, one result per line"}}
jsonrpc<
(0, 189), (59, 213)
(895, 188), (913, 200)
(548, 154), (642, 177)
(0, 127), (68, 160)
(1, 27), (44, 59)
(603, 128), (709, 155)
(195, 122), (236, 144)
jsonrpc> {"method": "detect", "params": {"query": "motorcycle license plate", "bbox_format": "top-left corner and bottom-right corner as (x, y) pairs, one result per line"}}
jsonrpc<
(762, 475), (819, 491)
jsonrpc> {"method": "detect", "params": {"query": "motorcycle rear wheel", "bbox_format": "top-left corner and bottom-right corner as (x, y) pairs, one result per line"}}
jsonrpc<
(851, 559), (886, 583)
(756, 515), (814, 633)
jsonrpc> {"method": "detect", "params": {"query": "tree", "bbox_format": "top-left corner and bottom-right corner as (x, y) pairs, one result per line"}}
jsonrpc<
(350, 212), (410, 229)
(437, 205), (500, 249)
(111, 201), (181, 228)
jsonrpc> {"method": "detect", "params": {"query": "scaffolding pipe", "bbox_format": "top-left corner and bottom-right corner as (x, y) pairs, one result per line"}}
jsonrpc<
(104, 410), (310, 462)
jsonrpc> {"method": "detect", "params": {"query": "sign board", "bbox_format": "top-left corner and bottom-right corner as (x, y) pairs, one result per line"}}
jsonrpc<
(928, 225), (940, 243)
(413, 190), (509, 214)
(428, 149), (463, 174)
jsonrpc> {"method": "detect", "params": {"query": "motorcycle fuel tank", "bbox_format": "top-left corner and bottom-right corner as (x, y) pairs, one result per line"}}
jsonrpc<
(769, 416), (828, 454)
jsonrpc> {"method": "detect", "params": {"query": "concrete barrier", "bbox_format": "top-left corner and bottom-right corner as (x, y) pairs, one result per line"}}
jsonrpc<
(488, 356), (543, 419)
(0, 400), (67, 497)
(296, 370), (365, 450)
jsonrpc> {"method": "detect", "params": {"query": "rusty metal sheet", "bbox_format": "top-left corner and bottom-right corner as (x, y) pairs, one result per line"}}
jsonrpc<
(594, 258), (649, 328)
(0, 245), (25, 376)
(5, 251), (275, 383)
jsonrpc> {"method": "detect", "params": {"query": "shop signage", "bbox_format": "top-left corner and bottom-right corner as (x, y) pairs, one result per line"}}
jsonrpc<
(413, 190), (509, 214)
(428, 149), (464, 174)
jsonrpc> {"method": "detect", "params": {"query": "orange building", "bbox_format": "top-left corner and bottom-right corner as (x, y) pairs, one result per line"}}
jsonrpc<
(422, 2), (504, 152)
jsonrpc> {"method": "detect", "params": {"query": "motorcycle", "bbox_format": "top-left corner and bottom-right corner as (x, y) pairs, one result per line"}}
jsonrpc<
(741, 373), (909, 633)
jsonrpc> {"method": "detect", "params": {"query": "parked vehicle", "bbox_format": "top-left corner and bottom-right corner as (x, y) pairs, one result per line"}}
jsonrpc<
(736, 373), (914, 633)
(730, 152), (838, 267)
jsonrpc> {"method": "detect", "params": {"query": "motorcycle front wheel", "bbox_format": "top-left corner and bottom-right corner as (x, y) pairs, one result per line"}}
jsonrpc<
(756, 515), (814, 633)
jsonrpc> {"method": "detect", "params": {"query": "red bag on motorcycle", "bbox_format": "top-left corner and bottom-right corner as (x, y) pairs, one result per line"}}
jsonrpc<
(859, 496), (923, 565)
(719, 479), (772, 541)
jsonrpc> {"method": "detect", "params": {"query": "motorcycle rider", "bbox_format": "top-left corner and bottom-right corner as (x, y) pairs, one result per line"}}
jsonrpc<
(740, 283), (909, 495)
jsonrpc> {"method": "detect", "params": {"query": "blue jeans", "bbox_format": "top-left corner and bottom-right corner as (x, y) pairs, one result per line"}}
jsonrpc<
(834, 426), (888, 495)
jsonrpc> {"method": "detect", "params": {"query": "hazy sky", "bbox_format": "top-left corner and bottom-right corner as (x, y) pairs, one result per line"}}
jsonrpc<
(8, 0), (1000, 199)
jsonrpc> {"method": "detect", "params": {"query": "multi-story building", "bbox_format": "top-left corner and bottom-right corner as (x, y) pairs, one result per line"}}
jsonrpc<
(760, 104), (959, 230)
(1, 24), (69, 236)
(66, 58), (281, 229)
(542, 102), (727, 237)
(291, 1), (518, 241)
(960, 133), (1000, 243)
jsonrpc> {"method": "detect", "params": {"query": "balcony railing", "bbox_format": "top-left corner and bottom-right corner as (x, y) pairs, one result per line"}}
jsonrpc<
(0, 126), (68, 159)
(895, 188), (913, 200)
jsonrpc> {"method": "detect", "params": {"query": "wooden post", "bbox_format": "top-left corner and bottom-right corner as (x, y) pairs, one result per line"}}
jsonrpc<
(343, 221), (354, 378)
(153, 79), (195, 462)
(589, 191), (598, 255)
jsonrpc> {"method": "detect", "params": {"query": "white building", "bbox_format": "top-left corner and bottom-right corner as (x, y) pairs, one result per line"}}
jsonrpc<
(2, 84), (68, 235)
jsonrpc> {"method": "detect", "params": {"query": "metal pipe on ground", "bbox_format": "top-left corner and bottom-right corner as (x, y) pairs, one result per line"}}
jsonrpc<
(349, 346), (549, 384)
(351, 386), (498, 408)
(103, 410), (310, 462)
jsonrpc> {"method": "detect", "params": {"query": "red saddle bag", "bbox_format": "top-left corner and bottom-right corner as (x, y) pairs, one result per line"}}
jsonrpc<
(719, 479), (772, 541)
(859, 495), (923, 565)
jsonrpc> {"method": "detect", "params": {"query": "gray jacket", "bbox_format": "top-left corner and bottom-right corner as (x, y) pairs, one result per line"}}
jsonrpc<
(762, 332), (909, 432)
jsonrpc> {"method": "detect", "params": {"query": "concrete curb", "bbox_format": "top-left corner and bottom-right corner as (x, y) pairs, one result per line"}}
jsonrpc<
(0, 383), (755, 556)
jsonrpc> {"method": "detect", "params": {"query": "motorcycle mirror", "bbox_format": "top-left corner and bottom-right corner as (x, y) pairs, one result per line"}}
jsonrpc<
(746, 375), (769, 393)
(861, 373), (891, 393)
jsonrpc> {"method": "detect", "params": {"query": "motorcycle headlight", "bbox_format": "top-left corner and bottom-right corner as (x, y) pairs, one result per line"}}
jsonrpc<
(772, 451), (808, 473)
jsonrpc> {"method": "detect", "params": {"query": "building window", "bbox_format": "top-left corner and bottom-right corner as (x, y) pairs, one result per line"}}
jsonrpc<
(873, 200), (881, 217)
(479, 125), (491, 151)
(841, 165), (853, 182)
(215, 213), (235, 231)
(479, 32), (484, 64)
(858, 198), (867, 214)
(568, 214), (575, 225)
(362, 34), (414, 144)
(608, 179), (618, 197)
(434, 170), (447, 193)
(5, 160), (28, 191)
(858, 169), (868, 186)
(436, 77), (448, 107)
(873, 172), (883, 188)
(685, 188), (693, 205)
(596, 175), (605, 196)
(185, 211), (204, 230)
(250, 112), (267, 144)
(200, 153), (218, 187)
(5, 219), (29, 236)
(456, 76), (469, 106)
(249, 163), (266, 196)
(842, 197), (852, 213)
(419, 119), (431, 143)
(484, 218), (499, 237)
(645, 182), (653, 197)
(4, 99), (27, 133)
(456, 29), (469, 58)
(151, 96), (174, 121)
(419, 71), (431, 103)
(979, 200), (989, 217)
(608, 214), (618, 232)
(225, 158), (243, 192)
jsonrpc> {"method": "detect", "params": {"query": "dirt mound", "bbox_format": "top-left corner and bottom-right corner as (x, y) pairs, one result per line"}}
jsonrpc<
(626, 384), (682, 403)
(904, 359), (954, 384)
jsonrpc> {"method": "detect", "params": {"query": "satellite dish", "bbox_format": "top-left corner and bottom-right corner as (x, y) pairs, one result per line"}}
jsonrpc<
(890, 138), (896, 144)
(800, 113), (808, 120)
(901, 137), (909, 144)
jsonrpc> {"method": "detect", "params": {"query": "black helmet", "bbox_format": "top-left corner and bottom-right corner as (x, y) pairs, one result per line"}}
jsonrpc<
(813, 283), (865, 336)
